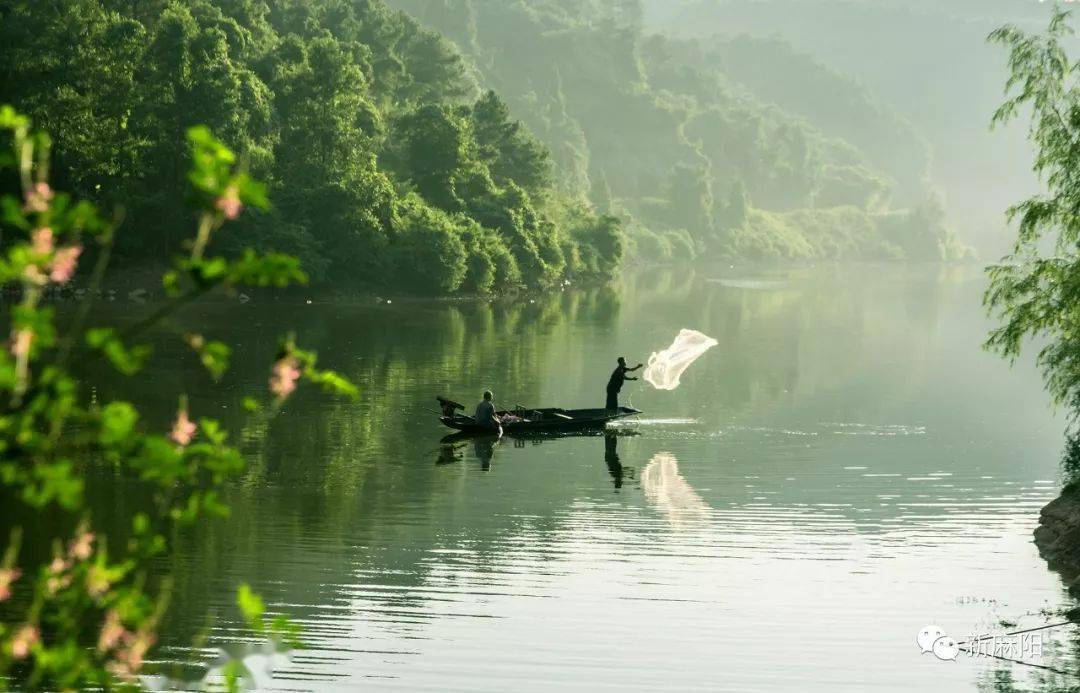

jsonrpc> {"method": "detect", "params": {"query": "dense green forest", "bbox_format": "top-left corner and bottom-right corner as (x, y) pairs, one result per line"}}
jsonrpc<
(0, 0), (973, 298)
(389, 0), (968, 263)
(0, 0), (623, 294)
(646, 0), (1044, 255)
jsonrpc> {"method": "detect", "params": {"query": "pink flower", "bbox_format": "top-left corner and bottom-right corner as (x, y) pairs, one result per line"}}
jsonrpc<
(10, 330), (33, 359)
(46, 573), (72, 596)
(98, 610), (127, 652)
(46, 554), (72, 595)
(170, 409), (197, 447)
(49, 245), (81, 283)
(31, 227), (54, 255)
(270, 355), (301, 400)
(10, 625), (38, 659)
(69, 531), (95, 561)
(0, 568), (21, 601)
(49, 556), (69, 574)
(108, 629), (153, 679)
(24, 182), (53, 213)
(215, 185), (242, 220)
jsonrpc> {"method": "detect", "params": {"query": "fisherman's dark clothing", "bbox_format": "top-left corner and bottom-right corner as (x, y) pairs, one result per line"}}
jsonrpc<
(606, 365), (631, 410)
(475, 400), (498, 429)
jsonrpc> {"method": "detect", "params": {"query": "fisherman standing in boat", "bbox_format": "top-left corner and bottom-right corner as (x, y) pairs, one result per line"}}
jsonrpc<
(606, 357), (643, 410)
(475, 390), (502, 433)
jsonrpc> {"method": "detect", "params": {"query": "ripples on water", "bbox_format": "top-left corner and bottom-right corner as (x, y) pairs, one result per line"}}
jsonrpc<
(164, 428), (1069, 691)
(70, 267), (1080, 690)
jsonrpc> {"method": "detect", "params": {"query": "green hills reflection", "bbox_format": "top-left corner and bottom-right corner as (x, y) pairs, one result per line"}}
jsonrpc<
(14, 264), (1072, 689)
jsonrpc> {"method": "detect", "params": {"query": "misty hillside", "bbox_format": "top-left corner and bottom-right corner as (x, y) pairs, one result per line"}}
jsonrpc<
(646, 0), (1046, 254)
(390, 0), (966, 262)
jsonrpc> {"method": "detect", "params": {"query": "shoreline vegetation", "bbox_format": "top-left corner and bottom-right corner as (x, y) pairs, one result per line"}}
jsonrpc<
(982, 7), (1080, 599)
(0, 257), (980, 308)
(0, 0), (968, 303)
(0, 107), (359, 687)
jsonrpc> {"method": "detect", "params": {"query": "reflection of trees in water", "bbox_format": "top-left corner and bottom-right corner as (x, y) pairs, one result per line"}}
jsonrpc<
(148, 266), (970, 631)
(39, 266), (983, 667)
(57, 287), (627, 651)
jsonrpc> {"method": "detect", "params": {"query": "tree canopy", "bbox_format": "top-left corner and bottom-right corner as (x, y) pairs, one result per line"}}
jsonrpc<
(0, 0), (624, 294)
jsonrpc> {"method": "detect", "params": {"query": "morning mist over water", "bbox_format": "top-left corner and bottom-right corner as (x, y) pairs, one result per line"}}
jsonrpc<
(2, 0), (1080, 690)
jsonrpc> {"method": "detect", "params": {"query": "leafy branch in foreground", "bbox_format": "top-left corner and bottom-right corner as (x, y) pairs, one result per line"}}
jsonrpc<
(985, 9), (1080, 421)
(0, 105), (356, 689)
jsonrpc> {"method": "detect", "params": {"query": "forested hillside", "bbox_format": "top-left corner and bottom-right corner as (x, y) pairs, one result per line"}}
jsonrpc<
(0, 0), (623, 294)
(390, 0), (967, 263)
(0, 0), (972, 296)
(646, 0), (1043, 254)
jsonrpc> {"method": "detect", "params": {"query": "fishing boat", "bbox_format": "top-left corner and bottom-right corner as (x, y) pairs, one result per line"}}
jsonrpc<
(436, 396), (640, 435)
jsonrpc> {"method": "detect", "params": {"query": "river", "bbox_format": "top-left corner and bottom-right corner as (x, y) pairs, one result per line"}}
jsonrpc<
(66, 264), (1080, 690)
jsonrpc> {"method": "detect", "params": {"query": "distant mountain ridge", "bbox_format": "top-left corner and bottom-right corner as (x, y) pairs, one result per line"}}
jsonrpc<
(390, 0), (968, 262)
(645, 0), (1045, 254)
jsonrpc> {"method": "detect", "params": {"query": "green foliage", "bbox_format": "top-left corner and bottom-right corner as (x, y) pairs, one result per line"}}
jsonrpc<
(235, 584), (301, 655)
(0, 108), (355, 688)
(186, 333), (231, 380)
(727, 206), (904, 261)
(873, 195), (967, 262)
(390, 197), (470, 294)
(984, 9), (1080, 421)
(0, 0), (621, 294)
(86, 328), (152, 376)
(716, 180), (750, 237)
(388, 0), (957, 265)
(701, 33), (929, 204)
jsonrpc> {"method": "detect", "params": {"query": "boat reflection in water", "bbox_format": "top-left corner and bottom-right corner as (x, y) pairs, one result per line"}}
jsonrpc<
(435, 431), (710, 524)
(437, 429), (641, 482)
(435, 434), (501, 470)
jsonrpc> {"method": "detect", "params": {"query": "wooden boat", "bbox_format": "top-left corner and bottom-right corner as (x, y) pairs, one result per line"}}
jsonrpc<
(440, 428), (639, 444)
(437, 396), (640, 435)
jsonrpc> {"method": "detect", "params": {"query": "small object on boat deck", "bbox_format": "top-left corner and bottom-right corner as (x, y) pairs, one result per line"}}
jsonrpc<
(437, 396), (466, 418)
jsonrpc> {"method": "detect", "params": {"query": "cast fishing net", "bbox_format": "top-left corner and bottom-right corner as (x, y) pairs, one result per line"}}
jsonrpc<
(643, 329), (718, 390)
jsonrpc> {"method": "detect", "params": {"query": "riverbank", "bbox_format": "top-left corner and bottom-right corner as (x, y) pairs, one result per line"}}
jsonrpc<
(1035, 484), (1080, 596)
(1, 255), (983, 311)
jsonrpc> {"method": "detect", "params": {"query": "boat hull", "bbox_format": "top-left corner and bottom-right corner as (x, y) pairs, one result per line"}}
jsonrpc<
(439, 406), (640, 436)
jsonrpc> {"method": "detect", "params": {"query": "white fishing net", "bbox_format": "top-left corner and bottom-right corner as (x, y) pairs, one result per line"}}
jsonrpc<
(640, 452), (709, 526)
(643, 329), (718, 390)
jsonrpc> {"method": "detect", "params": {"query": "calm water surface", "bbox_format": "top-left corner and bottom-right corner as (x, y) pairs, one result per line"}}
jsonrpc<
(77, 265), (1080, 690)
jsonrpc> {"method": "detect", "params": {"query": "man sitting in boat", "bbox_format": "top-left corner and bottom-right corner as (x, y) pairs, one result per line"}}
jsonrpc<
(475, 390), (502, 432)
(606, 356), (643, 410)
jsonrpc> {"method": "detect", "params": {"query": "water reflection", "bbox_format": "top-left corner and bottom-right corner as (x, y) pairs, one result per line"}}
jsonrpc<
(442, 430), (640, 486)
(474, 436), (499, 470)
(605, 432), (625, 489)
(640, 452), (711, 526)
(12, 265), (1079, 690)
